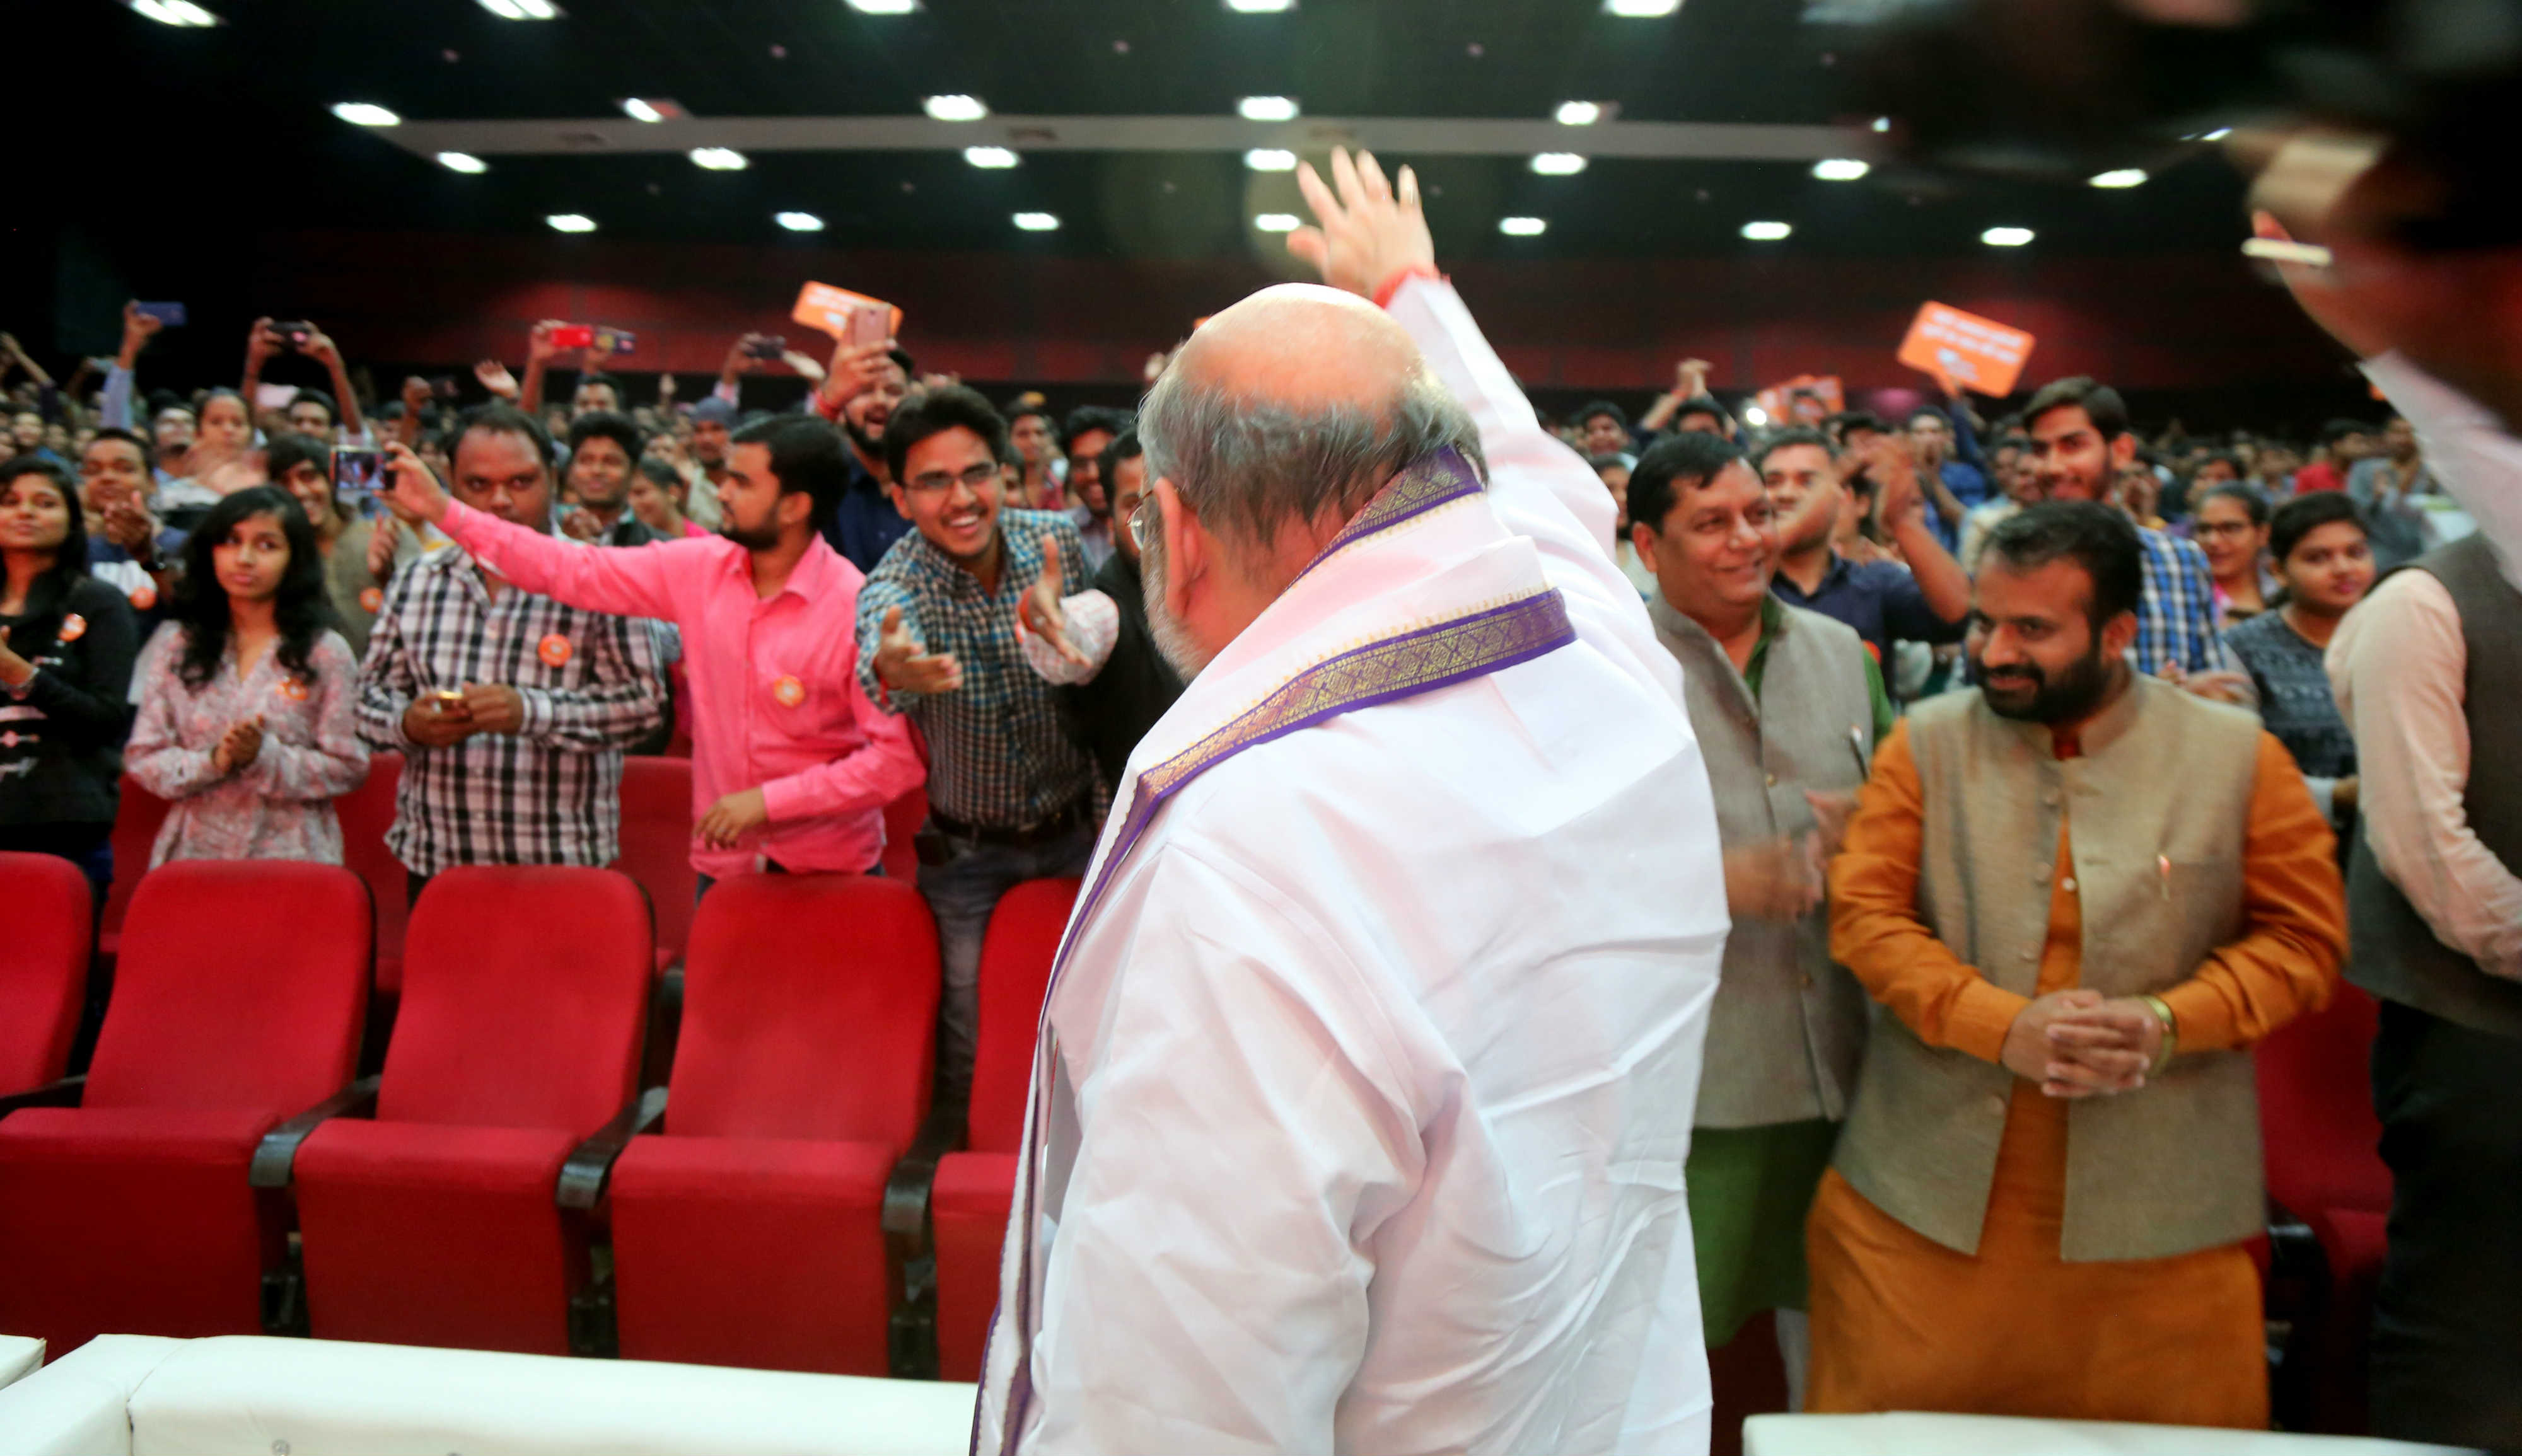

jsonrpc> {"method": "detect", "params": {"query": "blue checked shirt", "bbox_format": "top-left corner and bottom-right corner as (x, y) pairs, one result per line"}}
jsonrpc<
(854, 508), (1096, 829)
(2133, 525), (2233, 677)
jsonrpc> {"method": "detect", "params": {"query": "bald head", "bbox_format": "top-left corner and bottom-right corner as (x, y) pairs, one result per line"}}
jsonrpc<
(1177, 284), (1422, 415)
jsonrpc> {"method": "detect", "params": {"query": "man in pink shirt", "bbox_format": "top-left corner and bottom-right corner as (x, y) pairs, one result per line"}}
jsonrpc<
(379, 417), (924, 886)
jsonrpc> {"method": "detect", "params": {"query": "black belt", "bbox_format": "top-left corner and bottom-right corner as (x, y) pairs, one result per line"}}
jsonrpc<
(927, 800), (1088, 850)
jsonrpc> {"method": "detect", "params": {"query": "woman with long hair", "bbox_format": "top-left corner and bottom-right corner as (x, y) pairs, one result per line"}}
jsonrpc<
(2192, 482), (2279, 627)
(2227, 492), (2378, 835)
(125, 486), (366, 865)
(0, 458), (141, 903)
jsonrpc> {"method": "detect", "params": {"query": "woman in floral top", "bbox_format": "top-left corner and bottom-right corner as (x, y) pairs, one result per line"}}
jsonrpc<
(127, 486), (368, 866)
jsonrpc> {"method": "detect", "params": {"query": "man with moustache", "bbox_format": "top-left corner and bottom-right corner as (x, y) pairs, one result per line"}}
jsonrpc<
(1808, 501), (2346, 1424)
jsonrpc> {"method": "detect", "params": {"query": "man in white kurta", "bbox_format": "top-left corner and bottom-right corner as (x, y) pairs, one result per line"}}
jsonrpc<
(973, 149), (1728, 1455)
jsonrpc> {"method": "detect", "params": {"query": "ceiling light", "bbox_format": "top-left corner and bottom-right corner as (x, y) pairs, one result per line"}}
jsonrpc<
(1740, 220), (1793, 241)
(1225, 0), (1294, 9)
(690, 147), (748, 170)
(1555, 100), (1603, 126)
(547, 214), (596, 233)
(2204, 126), (2232, 141)
(1531, 153), (1587, 176)
(1244, 147), (1296, 171)
(2088, 168), (2147, 189)
(1238, 95), (1300, 122)
(435, 151), (488, 174)
(331, 102), (401, 127)
(1499, 216), (1547, 237)
(776, 211), (825, 231)
(845, 0), (920, 11)
(964, 146), (1019, 168)
(475, 0), (560, 18)
(1982, 226), (2035, 246)
(1811, 158), (1869, 181)
(924, 94), (989, 122)
(1254, 213), (1301, 231)
(1871, 116), (1891, 132)
(620, 97), (684, 123)
(131, 0), (220, 25)
(1013, 212), (1061, 231)
(1605, 0), (1682, 13)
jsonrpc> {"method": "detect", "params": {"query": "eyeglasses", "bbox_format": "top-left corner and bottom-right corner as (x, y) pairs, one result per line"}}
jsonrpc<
(1127, 496), (1158, 553)
(904, 462), (1002, 497)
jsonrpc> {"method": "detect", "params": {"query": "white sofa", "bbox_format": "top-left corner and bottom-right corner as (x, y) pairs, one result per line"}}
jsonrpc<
(1746, 1413), (2480, 1455)
(0, 1335), (978, 1456)
(0, 1337), (38, 1393)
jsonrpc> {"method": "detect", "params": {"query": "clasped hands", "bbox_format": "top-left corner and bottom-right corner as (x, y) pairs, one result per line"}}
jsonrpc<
(2001, 990), (2167, 1099)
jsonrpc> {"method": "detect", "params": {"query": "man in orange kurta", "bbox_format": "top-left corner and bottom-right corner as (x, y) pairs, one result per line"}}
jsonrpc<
(1810, 502), (2346, 1426)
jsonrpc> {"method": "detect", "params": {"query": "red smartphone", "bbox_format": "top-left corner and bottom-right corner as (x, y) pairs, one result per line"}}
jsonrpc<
(549, 324), (596, 349)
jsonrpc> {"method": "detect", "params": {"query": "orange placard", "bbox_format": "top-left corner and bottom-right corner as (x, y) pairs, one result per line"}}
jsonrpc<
(1754, 374), (1845, 427)
(792, 282), (904, 344)
(1897, 303), (2036, 398)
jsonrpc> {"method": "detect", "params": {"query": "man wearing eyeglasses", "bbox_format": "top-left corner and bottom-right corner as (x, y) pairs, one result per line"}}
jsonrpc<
(856, 385), (1094, 1105)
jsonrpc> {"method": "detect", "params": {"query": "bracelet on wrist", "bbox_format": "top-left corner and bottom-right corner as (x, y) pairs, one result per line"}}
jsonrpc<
(2139, 994), (2179, 1076)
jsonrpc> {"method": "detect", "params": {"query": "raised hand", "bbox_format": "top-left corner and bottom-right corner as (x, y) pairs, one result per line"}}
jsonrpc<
(379, 441), (453, 525)
(1286, 146), (1437, 300)
(120, 301), (164, 358)
(1018, 534), (1090, 667)
(300, 325), (342, 366)
(873, 605), (963, 695)
(244, 316), (280, 373)
(475, 359), (520, 399)
(820, 337), (896, 412)
(528, 320), (567, 365)
(1677, 358), (1713, 395)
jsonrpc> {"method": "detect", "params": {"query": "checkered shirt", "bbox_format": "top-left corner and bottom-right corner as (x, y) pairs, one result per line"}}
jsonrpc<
(2133, 526), (2234, 677)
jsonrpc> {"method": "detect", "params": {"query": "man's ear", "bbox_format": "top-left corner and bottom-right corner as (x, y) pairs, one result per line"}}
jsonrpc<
(1629, 519), (1658, 559)
(2100, 608), (2140, 661)
(2108, 431), (2139, 471)
(886, 482), (912, 523)
(1155, 477), (1204, 620)
(777, 485), (814, 531)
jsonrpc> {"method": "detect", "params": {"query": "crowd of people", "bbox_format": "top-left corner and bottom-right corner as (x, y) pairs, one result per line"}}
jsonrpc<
(0, 162), (2512, 1447)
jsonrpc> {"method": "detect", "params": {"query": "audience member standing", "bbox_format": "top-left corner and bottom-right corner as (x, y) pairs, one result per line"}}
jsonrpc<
(812, 339), (914, 574)
(1810, 503), (2344, 1425)
(856, 386), (1095, 1102)
(1761, 428), (1970, 679)
(1629, 429), (1889, 1406)
(383, 417), (923, 891)
(125, 487), (366, 865)
(1014, 428), (1185, 790)
(2328, 530), (2522, 1448)
(267, 434), (405, 657)
(0, 458), (140, 905)
(557, 412), (660, 548)
(354, 406), (669, 902)
(1059, 406), (1131, 570)
(2345, 414), (2439, 570)
(2227, 492), (2373, 833)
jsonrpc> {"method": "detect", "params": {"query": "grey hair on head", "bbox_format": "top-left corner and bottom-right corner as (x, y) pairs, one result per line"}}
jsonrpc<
(1137, 357), (1484, 554)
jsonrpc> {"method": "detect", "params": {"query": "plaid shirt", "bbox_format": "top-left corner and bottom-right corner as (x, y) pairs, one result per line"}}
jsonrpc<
(2134, 526), (2233, 677)
(355, 541), (670, 876)
(855, 508), (1095, 829)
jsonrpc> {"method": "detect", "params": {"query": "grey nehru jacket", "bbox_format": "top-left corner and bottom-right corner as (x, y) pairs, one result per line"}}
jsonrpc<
(1649, 594), (1878, 1129)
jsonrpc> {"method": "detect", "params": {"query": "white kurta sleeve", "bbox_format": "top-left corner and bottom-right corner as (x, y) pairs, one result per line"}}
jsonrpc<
(1383, 276), (1683, 705)
(1028, 843), (1421, 1456)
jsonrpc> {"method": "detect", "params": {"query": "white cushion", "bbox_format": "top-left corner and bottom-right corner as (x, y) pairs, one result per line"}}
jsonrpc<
(1745, 1413), (2480, 1456)
(0, 1334), (187, 1456)
(0, 1336), (43, 1391)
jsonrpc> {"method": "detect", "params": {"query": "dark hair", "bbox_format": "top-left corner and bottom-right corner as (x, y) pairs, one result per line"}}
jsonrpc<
(1828, 410), (1890, 439)
(172, 487), (331, 691)
(1981, 501), (2143, 629)
(1061, 405), (1134, 455)
(1905, 405), (1953, 429)
(149, 393), (195, 424)
(1103, 426), (1145, 480)
(1006, 403), (1056, 437)
(2023, 376), (2131, 442)
(452, 402), (555, 470)
(2192, 449), (2243, 479)
(264, 432), (332, 492)
(0, 458), (89, 628)
(574, 371), (624, 406)
(196, 387), (251, 425)
(886, 347), (916, 378)
(2197, 481), (2272, 528)
(1673, 394), (1733, 430)
(884, 385), (1009, 485)
(1578, 400), (1629, 430)
(634, 456), (687, 499)
(731, 415), (852, 533)
(289, 387), (337, 426)
(2320, 418), (2373, 447)
(86, 425), (153, 470)
(1751, 426), (1837, 475)
(566, 410), (644, 465)
(1627, 430), (1749, 534)
(2269, 491), (2368, 564)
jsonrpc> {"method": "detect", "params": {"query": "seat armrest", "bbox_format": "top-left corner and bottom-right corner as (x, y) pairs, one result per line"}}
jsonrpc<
(881, 1101), (967, 1379)
(250, 1075), (380, 1188)
(556, 1085), (667, 1211)
(0, 1075), (84, 1118)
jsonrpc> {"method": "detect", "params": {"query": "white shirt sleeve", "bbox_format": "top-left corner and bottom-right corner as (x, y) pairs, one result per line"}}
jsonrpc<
(2362, 352), (2522, 591)
(1014, 589), (1120, 686)
(1030, 844), (1416, 1455)
(2328, 568), (2522, 979)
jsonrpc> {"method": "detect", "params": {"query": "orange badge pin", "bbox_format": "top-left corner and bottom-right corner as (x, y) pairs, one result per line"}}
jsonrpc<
(773, 675), (806, 707)
(277, 677), (311, 703)
(57, 613), (86, 643)
(359, 586), (383, 613)
(538, 633), (573, 667)
(129, 582), (157, 611)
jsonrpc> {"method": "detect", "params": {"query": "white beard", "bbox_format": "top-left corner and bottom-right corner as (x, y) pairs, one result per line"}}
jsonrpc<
(1137, 528), (1212, 681)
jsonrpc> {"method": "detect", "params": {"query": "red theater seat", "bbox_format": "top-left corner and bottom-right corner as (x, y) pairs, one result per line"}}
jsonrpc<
(334, 752), (408, 997)
(294, 866), (651, 1355)
(881, 786), (927, 884)
(0, 862), (369, 1358)
(617, 756), (695, 974)
(932, 877), (1076, 1381)
(608, 874), (939, 1375)
(96, 777), (171, 959)
(0, 852), (91, 1095)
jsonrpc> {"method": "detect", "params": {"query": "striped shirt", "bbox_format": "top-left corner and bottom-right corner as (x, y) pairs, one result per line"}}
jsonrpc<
(2134, 525), (2232, 677)
(854, 508), (1095, 829)
(355, 542), (670, 876)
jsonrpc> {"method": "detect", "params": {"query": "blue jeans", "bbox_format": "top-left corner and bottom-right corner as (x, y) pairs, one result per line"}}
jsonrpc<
(918, 823), (1095, 1105)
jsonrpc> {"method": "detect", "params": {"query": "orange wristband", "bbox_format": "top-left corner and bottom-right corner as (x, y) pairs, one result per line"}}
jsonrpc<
(1373, 264), (1446, 311)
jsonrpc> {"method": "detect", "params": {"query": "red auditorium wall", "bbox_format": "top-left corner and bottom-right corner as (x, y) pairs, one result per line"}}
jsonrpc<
(251, 230), (2339, 394)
